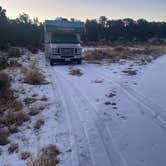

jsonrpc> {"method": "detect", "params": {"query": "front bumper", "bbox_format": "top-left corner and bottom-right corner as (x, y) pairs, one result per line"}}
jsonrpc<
(50, 55), (82, 63)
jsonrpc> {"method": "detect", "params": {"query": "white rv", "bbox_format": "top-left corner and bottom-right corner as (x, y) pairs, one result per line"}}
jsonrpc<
(44, 20), (85, 65)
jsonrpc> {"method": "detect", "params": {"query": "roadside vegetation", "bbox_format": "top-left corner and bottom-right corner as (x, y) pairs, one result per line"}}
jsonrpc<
(69, 69), (83, 76)
(27, 145), (60, 166)
(84, 45), (166, 64)
(24, 69), (48, 85)
(0, 71), (29, 145)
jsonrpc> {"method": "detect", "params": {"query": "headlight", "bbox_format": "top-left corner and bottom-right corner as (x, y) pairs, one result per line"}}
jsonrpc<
(75, 48), (82, 54)
(52, 48), (60, 54)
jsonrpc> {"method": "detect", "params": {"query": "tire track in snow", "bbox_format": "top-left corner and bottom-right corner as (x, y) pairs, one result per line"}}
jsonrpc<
(47, 66), (74, 166)
(55, 68), (128, 166)
(82, 64), (166, 131)
(50, 67), (94, 166)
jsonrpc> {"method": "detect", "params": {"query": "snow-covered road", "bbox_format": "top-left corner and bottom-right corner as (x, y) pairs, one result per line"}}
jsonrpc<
(50, 55), (166, 166)
(2, 52), (166, 166)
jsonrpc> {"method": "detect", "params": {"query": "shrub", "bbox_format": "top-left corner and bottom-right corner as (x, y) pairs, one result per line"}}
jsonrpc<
(8, 124), (18, 133)
(27, 145), (60, 166)
(24, 69), (47, 85)
(29, 47), (39, 54)
(29, 108), (41, 116)
(121, 69), (137, 76)
(8, 143), (19, 154)
(34, 119), (45, 130)
(0, 127), (10, 145)
(0, 72), (13, 105)
(0, 72), (10, 91)
(84, 46), (164, 63)
(84, 49), (106, 61)
(6, 111), (30, 126)
(11, 100), (23, 112)
(21, 151), (32, 160)
(23, 97), (37, 105)
(8, 47), (21, 57)
(0, 56), (8, 70)
(113, 46), (126, 51)
(69, 69), (83, 76)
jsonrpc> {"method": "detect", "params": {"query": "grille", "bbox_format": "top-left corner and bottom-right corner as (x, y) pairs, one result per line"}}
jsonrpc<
(61, 48), (75, 55)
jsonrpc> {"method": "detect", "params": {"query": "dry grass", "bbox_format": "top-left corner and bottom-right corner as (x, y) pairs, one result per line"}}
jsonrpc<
(84, 45), (165, 63)
(11, 100), (23, 111)
(24, 69), (47, 85)
(0, 56), (8, 70)
(29, 108), (41, 116)
(69, 69), (83, 76)
(121, 69), (137, 76)
(28, 47), (39, 54)
(8, 124), (18, 133)
(0, 127), (10, 145)
(8, 47), (21, 57)
(21, 151), (32, 160)
(23, 97), (37, 105)
(8, 143), (19, 154)
(27, 145), (60, 166)
(6, 111), (30, 126)
(34, 119), (45, 130)
(40, 97), (48, 102)
(0, 72), (15, 111)
(0, 71), (10, 91)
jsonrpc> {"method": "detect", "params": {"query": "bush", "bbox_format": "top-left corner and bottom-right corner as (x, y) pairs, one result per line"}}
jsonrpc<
(0, 127), (10, 145)
(21, 151), (32, 160)
(34, 119), (45, 130)
(0, 56), (8, 70)
(6, 111), (30, 126)
(8, 143), (19, 154)
(0, 72), (10, 91)
(29, 47), (39, 54)
(84, 49), (120, 62)
(0, 72), (15, 107)
(24, 69), (47, 85)
(69, 69), (83, 76)
(113, 46), (126, 51)
(84, 49), (106, 61)
(27, 145), (60, 166)
(8, 47), (21, 57)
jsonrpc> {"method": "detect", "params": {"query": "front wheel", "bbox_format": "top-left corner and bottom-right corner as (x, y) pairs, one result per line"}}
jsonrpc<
(77, 59), (82, 64)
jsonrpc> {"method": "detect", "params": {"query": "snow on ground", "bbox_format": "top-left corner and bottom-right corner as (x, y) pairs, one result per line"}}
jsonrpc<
(1, 49), (166, 166)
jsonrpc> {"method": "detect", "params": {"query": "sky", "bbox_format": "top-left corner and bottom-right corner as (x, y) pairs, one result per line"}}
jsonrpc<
(0, 0), (166, 22)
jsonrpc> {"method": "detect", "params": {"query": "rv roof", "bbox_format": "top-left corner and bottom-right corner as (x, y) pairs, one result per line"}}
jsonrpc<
(45, 20), (84, 28)
(44, 20), (85, 34)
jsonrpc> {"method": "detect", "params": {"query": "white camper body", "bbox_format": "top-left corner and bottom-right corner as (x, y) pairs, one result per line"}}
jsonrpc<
(44, 20), (85, 65)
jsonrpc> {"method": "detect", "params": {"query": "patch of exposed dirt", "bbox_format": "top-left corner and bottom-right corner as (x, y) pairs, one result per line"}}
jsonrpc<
(121, 69), (137, 76)
(69, 69), (83, 76)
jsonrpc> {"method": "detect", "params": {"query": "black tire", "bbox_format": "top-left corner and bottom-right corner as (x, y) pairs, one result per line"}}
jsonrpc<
(50, 59), (54, 66)
(77, 59), (82, 64)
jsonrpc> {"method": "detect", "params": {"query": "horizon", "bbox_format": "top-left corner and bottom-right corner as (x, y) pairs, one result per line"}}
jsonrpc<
(0, 0), (166, 22)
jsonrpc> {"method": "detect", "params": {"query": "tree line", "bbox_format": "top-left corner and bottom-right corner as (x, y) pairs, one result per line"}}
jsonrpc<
(85, 16), (166, 43)
(0, 6), (166, 49)
(0, 6), (43, 49)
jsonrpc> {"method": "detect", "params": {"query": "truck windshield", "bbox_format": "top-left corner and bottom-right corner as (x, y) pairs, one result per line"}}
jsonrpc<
(51, 34), (79, 44)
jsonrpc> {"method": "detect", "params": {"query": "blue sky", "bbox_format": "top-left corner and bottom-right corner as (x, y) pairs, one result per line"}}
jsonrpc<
(0, 0), (166, 22)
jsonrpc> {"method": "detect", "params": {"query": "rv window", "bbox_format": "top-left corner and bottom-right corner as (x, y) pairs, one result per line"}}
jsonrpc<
(51, 34), (79, 44)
